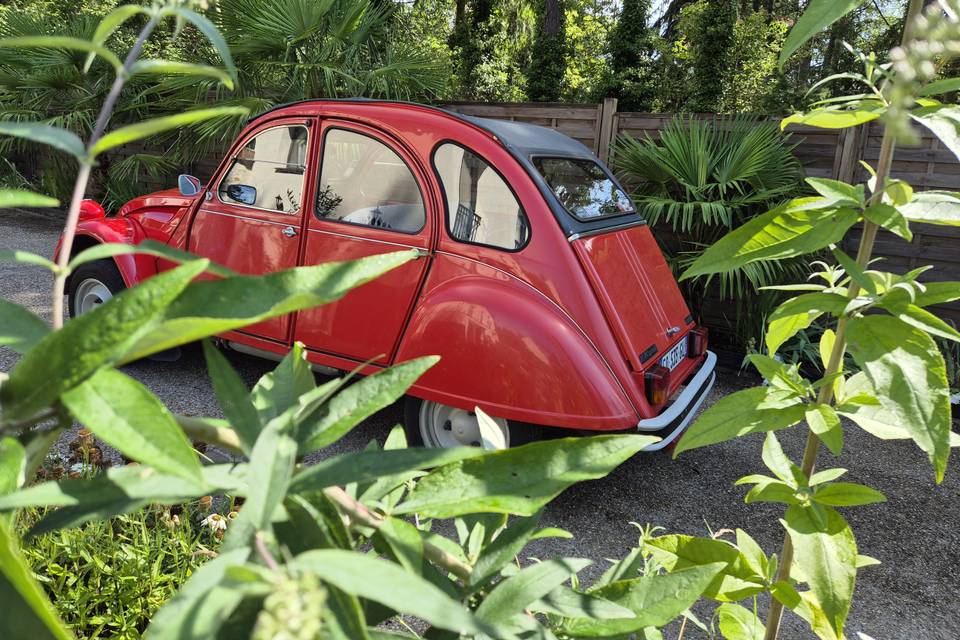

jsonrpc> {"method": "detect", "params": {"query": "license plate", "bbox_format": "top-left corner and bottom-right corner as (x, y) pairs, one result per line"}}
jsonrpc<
(659, 339), (688, 371)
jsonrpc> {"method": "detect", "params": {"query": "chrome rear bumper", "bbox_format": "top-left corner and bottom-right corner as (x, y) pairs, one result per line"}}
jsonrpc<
(637, 350), (717, 451)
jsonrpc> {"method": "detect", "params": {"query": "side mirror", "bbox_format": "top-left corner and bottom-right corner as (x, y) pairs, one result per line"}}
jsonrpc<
(178, 174), (202, 197)
(225, 183), (257, 206)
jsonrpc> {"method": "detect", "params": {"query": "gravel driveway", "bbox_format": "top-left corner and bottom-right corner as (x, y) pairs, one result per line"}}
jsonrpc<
(1, 207), (957, 639)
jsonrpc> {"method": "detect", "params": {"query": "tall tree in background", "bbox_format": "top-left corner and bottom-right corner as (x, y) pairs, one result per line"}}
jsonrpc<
(604, 0), (659, 110)
(451, 0), (499, 98)
(527, 0), (568, 100)
(687, 0), (737, 111)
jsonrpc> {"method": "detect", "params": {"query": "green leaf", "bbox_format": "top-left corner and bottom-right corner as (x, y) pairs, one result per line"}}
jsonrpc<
(805, 178), (863, 207)
(829, 247), (876, 295)
(819, 329), (836, 371)
(130, 59), (234, 90)
(809, 468), (847, 485)
(862, 203), (911, 240)
(769, 581), (838, 640)
(898, 190), (960, 227)
(67, 240), (235, 277)
(60, 368), (202, 482)
(782, 505), (857, 638)
(202, 341), (261, 454)
(0, 259), (208, 421)
(681, 199), (859, 280)
(0, 189), (59, 208)
(766, 292), (848, 355)
(250, 343), (316, 424)
(562, 563), (726, 636)
(173, 8), (238, 83)
(121, 251), (417, 362)
(289, 447), (484, 494)
(0, 464), (243, 536)
(0, 438), (25, 500)
(643, 535), (764, 602)
(469, 511), (542, 589)
(813, 483), (886, 507)
(375, 517), (424, 575)
(222, 420), (298, 552)
(0, 249), (57, 272)
(806, 404), (843, 456)
(779, 0), (869, 67)
(761, 431), (796, 484)
(883, 179), (913, 207)
(735, 529), (768, 580)
(919, 77), (960, 97)
(396, 435), (657, 518)
(300, 357), (439, 452)
(530, 585), (634, 620)
(91, 107), (249, 157)
(475, 557), (591, 623)
(0, 121), (85, 159)
(0, 300), (50, 355)
(85, 4), (147, 71)
(292, 550), (488, 636)
(846, 315), (952, 482)
(887, 303), (960, 343)
(717, 603), (764, 640)
(912, 281), (960, 308)
(0, 36), (122, 71)
(781, 108), (880, 130)
(911, 105), (960, 162)
(745, 480), (801, 506)
(0, 519), (73, 640)
(146, 547), (251, 640)
(674, 387), (806, 455)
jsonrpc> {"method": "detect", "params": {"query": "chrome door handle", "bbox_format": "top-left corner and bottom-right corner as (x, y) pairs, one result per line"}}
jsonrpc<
(282, 225), (298, 238)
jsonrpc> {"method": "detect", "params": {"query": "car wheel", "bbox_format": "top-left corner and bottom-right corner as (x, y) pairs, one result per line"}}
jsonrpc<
(403, 397), (540, 450)
(67, 259), (125, 318)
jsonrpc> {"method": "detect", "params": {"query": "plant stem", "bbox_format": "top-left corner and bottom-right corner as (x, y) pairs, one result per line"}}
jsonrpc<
(51, 14), (159, 330)
(762, 4), (923, 637)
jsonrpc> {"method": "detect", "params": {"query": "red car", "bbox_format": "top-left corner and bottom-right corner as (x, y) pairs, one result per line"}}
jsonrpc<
(61, 100), (716, 450)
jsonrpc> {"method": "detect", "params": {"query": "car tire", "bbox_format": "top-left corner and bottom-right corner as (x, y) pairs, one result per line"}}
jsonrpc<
(403, 397), (541, 450)
(67, 259), (126, 318)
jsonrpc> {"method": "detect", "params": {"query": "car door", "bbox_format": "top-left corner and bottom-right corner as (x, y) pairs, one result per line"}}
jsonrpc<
(295, 121), (432, 364)
(188, 118), (315, 343)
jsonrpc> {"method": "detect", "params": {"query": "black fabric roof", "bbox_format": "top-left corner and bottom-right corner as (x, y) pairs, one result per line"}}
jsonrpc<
(459, 114), (597, 159)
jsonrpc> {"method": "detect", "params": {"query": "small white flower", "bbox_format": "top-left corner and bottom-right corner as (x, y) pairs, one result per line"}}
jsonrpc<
(201, 513), (228, 532)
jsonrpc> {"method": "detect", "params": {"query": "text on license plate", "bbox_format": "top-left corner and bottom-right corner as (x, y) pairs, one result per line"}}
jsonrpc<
(659, 339), (688, 371)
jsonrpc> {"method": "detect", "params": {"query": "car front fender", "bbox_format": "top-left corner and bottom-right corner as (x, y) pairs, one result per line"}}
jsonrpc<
(55, 217), (152, 288)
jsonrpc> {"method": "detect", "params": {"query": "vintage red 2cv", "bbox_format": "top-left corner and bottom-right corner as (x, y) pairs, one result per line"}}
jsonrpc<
(58, 100), (716, 450)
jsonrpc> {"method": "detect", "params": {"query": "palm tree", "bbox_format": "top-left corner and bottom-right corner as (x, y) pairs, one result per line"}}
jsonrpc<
(613, 116), (810, 356)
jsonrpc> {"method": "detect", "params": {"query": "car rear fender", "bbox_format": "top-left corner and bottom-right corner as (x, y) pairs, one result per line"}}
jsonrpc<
(395, 261), (640, 430)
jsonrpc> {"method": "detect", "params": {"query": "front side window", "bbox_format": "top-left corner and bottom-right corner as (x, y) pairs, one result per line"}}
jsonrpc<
(218, 125), (308, 213)
(315, 129), (425, 233)
(434, 143), (529, 250)
(533, 157), (634, 220)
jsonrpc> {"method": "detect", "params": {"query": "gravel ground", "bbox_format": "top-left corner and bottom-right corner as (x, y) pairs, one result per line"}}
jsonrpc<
(1, 207), (958, 639)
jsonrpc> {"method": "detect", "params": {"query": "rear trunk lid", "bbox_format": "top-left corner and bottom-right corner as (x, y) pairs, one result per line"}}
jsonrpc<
(572, 224), (693, 372)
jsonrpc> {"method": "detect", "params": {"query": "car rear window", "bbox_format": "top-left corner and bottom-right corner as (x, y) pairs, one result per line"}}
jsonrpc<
(533, 157), (634, 220)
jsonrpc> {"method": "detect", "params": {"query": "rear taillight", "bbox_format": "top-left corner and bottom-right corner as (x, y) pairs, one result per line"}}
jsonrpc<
(688, 326), (708, 358)
(645, 364), (671, 405)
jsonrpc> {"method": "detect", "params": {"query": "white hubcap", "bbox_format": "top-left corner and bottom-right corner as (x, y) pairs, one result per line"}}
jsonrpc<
(75, 278), (113, 315)
(419, 401), (510, 450)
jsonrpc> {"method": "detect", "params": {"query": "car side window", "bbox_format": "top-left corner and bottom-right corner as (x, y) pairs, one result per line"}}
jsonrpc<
(218, 125), (308, 213)
(433, 143), (529, 251)
(315, 128), (425, 234)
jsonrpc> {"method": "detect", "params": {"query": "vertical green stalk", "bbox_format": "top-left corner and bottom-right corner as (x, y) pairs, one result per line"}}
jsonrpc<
(762, 3), (923, 638)
(50, 14), (159, 330)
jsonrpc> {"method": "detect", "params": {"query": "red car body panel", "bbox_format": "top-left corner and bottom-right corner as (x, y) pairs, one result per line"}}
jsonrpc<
(60, 100), (716, 439)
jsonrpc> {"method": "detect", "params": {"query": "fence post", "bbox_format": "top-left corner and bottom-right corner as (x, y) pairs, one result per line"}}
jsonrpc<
(832, 123), (865, 183)
(596, 97), (618, 162)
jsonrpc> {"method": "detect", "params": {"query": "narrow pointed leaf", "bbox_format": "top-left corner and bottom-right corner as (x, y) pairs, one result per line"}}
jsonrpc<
(0, 300), (49, 355)
(779, 0), (869, 67)
(173, 8), (238, 82)
(61, 368), (202, 482)
(813, 483), (886, 507)
(85, 4), (146, 71)
(717, 603), (764, 640)
(898, 190), (960, 226)
(67, 240), (234, 276)
(0, 121), (84, 159)
(475, 558), (591, 623)
(131, 59), (234, 89)
(396, 435), (657, 518)
(91, 107), (249, 157)
(0, 190), (58, 208)
(468, 511), (543, 589)
(0, 36), (122, 70)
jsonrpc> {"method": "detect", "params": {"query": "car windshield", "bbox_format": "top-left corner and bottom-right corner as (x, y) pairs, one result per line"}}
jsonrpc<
(533, 157), (634, 220)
